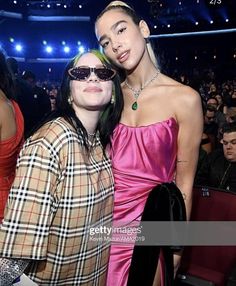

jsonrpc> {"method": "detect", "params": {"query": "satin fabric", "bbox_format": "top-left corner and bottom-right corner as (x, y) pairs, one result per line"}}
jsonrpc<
(107, 118), (178, 286)
(0, 100), (24, 222)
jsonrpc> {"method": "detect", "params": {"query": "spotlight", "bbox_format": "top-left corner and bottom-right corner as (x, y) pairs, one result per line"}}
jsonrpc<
(45, 46), (53, 53)
(78, 46), (85, 53)
(225, 18), (229, 22)
(210, 20), (214, 24)
(195, 21), (199, 25)
(15, 44), (22, 52)
(64, 46), (70, 53)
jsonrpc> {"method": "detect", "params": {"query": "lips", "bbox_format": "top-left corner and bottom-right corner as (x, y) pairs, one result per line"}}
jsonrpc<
(117, 51), (129, 63)
(84, 86), (102, 92)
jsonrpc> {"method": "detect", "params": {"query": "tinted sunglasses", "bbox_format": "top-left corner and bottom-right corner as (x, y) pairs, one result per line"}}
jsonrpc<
(68, 66), (116, 81)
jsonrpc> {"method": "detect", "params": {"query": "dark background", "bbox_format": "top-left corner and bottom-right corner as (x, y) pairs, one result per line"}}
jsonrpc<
(0, 0), (235, 82)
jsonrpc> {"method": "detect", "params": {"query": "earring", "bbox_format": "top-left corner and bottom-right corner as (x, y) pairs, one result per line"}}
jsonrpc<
(111, 95), (115, 104)
(145, 37), (150, 44)
(111, 88), (115, 104)
(68, 97), (73, 105)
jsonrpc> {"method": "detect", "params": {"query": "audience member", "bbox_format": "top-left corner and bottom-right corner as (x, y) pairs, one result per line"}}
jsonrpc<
(203, 104), (219, 150)
(6, 57), (36, 137)
(0, 50), (24, 223)
(195, 122), (236, 193)
(207, 96), (226, 129)
(22, 70), (51, 128)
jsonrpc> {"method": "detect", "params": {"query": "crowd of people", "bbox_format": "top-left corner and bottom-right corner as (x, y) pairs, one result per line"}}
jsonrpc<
(0, 0), (235, 285)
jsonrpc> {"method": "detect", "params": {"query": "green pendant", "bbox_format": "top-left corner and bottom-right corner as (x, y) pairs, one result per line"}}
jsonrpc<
(132, 101), (138, 110)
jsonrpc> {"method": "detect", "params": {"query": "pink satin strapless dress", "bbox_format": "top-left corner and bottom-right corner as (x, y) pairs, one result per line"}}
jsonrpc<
(107, 118), (178, 286)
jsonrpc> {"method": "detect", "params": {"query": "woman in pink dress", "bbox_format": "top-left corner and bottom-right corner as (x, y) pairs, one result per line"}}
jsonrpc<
(95, 2), (203, 285)
(0, 51), (24, 222)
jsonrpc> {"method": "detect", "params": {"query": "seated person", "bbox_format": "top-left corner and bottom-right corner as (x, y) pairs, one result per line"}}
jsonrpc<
(201, 132), (212, 154)
(195, 122), (236, 193)
(203, 104), (219, 150)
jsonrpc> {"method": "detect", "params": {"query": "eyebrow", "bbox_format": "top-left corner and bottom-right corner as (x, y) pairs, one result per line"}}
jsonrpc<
(223, 139), (236, 144)
(99, 20), (128, 44)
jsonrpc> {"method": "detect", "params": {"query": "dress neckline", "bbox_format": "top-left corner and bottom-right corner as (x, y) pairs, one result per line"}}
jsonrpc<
(118, 117), (177, 129)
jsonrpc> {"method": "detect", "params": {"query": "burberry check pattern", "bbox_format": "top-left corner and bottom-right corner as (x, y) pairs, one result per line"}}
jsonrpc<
(0, 117), (114, 285)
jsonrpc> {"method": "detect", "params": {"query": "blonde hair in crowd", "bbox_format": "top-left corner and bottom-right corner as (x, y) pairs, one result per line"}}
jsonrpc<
(97, 1), (159, 68)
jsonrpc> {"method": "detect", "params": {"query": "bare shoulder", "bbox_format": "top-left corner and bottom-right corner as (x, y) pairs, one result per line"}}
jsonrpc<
(0, 96), (13, 120)
(160, 73), (201, 106)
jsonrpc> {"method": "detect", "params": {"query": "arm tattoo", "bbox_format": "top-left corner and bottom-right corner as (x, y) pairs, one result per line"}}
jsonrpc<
(0, 258), (30, 285)
(177, 160), (188, 163)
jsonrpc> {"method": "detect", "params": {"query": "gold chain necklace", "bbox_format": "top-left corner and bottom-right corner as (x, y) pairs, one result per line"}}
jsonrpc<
(124, 70), (160, 110)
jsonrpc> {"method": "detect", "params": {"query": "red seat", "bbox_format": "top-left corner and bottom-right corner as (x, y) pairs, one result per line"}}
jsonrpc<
(178, 186), (236, 286)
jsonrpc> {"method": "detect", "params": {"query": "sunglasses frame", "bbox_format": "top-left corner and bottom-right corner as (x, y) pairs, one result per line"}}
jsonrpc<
(68, 66), (116, 82)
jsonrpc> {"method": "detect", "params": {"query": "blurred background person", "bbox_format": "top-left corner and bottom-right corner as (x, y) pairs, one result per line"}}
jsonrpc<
(6, 57), (36, 138)
(22, 70), (51, 131)
(195, 122), (236, 193)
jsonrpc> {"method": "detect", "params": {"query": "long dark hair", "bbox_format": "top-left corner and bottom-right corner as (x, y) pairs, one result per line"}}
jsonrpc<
(0, 50), (15, 100)
(30, 49), (123, 150)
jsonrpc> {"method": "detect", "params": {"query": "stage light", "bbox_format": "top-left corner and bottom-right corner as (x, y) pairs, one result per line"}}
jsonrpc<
(15, 44), (22, 52)
(13, 1), (17, 4)
(154, 25), (157, 29)
(79, 5), (82, 8)
(167, 24), (171, 28)
(78, 46), (85, 53)
(226, 19), (229, 22)
(64, 46), (70, 53)
(210, 20), (214, 24)
(9, 37), (14, 43)
(43, 40), (47, 45)
(195, 21), (199, 25)
(45, 46), (53, 53)
(47, 4), (51, 8)
(62, 41), (66, 46)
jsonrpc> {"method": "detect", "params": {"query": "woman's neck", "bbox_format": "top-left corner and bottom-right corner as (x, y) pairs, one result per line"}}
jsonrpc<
(125, 58), (158, 88)
(74, 108), (100, 135)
